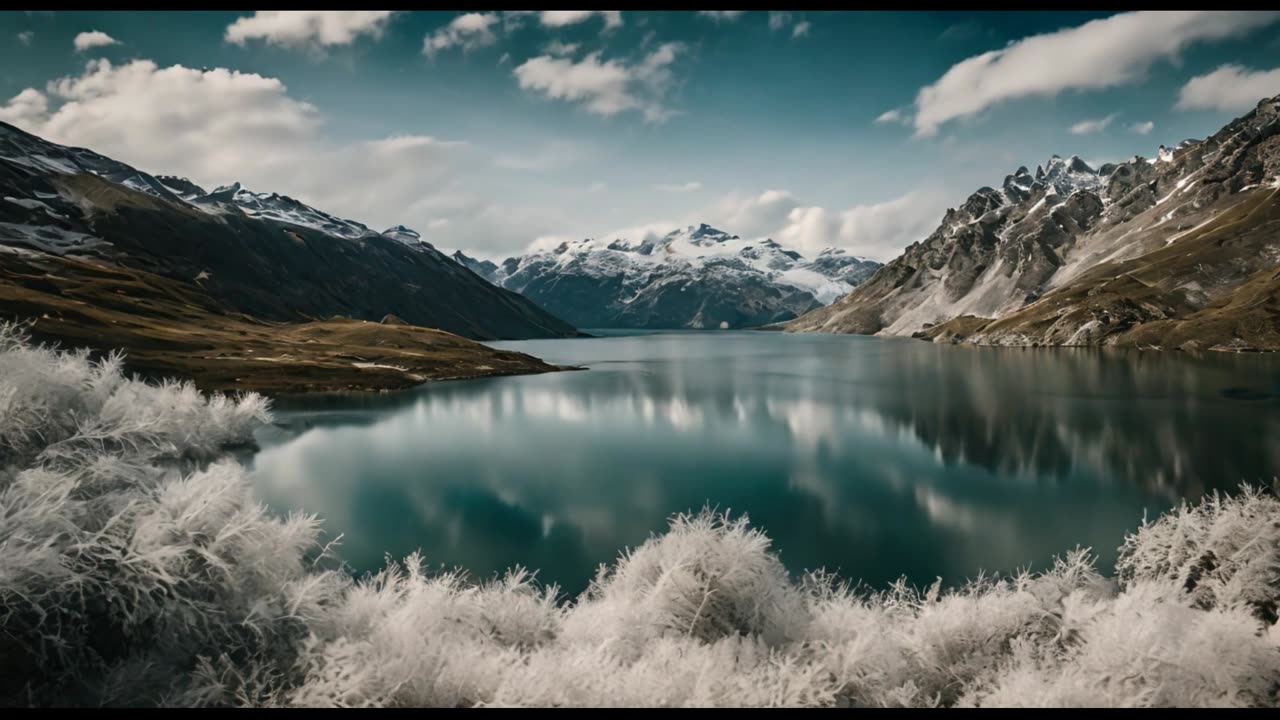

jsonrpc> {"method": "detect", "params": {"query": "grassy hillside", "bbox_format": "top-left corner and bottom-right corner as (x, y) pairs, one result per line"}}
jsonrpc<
(0, 250), (567, 394)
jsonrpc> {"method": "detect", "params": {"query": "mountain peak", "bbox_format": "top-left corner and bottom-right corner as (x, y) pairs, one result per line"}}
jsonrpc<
(383, 225), (420, 239)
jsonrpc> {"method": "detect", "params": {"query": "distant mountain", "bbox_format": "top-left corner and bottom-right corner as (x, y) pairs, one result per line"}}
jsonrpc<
(0, 121), (578, 340)
(460, 223), (881, 329)
(452, 250), (499, 280)
(783, 94), (1280, 352)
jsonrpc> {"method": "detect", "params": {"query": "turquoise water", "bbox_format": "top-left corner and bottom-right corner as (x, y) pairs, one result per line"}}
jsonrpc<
(250, 331), (1280, 595)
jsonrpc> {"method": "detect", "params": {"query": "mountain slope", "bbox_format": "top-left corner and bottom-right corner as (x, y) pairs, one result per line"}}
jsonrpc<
(0, 246), (565, 394)
(783, 95), (1280, 351)
(471, 224), (881, 329)
(0, 121), (579, 340)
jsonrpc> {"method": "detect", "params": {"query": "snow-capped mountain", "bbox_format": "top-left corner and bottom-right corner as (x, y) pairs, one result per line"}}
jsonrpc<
(0, 121), (578, 340)
(785, 94), (1280, 351)
(460, 223), (881, 329)
(156, 177), (435, 249)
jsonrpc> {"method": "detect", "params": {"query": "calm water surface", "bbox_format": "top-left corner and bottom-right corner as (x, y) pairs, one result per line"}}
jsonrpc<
(250, 331), (1280, 595)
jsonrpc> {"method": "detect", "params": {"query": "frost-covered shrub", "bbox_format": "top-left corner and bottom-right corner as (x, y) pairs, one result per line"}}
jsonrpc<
(287, 560), (559, 708)
(0, 323), (317, 706)
(1117, 486), (1280, 623)
(803, 550), (1113, 707)
(3, 323), (1279, 708)
(963, 583), (1280, 707)
(561, 511), (809, 654)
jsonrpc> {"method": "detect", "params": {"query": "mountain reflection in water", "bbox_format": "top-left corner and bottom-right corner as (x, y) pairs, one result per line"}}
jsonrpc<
(251, 331), (1280, 595)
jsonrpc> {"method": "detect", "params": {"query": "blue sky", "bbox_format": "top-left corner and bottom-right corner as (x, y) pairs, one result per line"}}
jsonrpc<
(3, 11), (1279, 260)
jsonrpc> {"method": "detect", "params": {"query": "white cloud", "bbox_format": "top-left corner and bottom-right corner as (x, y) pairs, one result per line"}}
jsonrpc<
(711, 189), (800, 238)
(1175, 64), (1280, 112)
(912, 11), (1280, 136)
(614, 186), (945, 261)
(655, 181), (702, 192)
(1130, 120), (1155, 135)
(586, 181), (607, 193)
(0, 59), (479, 241)
(874, 108), (910, 126)
(1069, 113), (1118, 135)
(424, 12), (498, 59)
(768, 12), (792, 32)
(514, 43), (685, 122)
(225, 11), (395, 48)
(697, 11), (745, 23)
(777, 191), (947, 260)
(543, 40), (580, 57)
(0, 88), (48, 125)
(792, 21), (811, 39)
(17, 31), (34, 46)
(539, 11), (622, 30)
(0, 58), (594, 258)
(20, 60), (320, 182)
(73, 31), (118, 52)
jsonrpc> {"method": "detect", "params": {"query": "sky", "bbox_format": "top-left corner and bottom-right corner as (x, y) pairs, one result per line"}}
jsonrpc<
(2, 10), (1279, 261)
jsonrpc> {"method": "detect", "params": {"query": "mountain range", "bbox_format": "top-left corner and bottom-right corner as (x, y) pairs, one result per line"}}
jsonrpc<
(0, 121), (576, 342)
(454, 224), (881, 329)
(782, 94), (1280, 352)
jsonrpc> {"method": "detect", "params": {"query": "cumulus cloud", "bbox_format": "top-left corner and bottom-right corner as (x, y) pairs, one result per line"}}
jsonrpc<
(1069, 113), (1118, 135)
(776, 191), (947, 260)
(1175, 64), (1280, 112)
(911, 11), (1280, 136)
(697, 11), (746, 23)
(225, 11), (395, 48)
(0, 88), (48, 124)
(710, 189), (801, 239)
(539, 11), (622, 30)
(1130, 120), (1155, 135)
(622, 187), (944, 261)
(768, 12), (792, 32)
(792, 21), (811, 39)
(73, 31), (118, 52)
(514, 43), (685, 122)
(0, 59), (529, 247)
(423, 12), (498, 59)
(17, 31), (34, 46)
(655, 181), (702, 192)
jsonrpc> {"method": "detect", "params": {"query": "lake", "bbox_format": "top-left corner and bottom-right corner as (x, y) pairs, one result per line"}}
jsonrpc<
(249, 330), (1280, 596)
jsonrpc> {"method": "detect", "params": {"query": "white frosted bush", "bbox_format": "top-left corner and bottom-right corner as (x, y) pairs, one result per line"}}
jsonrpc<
(286, 558), (560, 707)
(964, 583), (1280, 707)
(0, 323), (315, 706)
(561, 510), (809, 655)
(3, 323), (1279, 707)
(1117, 485), (1280, 622)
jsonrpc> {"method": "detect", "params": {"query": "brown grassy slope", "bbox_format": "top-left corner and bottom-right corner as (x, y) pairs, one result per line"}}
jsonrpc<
(925, 187), (1280, 351)
(0, 250), (568, 395)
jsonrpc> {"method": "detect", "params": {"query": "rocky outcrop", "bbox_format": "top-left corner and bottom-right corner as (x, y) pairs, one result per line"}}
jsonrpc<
(784, 94), (1280, 351)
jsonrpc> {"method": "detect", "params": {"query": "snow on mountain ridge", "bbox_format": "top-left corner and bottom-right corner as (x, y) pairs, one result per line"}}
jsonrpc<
(477, 222), (883, 326)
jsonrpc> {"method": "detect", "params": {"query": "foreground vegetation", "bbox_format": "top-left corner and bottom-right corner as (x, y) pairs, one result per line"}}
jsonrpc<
(1, 322), (1277, 707)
